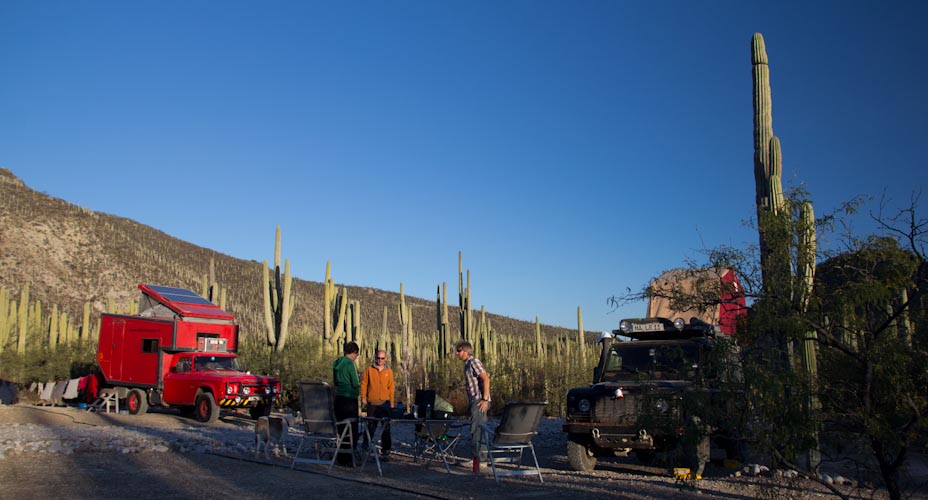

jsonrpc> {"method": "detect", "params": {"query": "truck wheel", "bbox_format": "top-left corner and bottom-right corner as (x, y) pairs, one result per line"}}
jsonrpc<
(250, 404), (271, 420)
(126, 389), (148, 415)
(567, 439), (597, 471)
(194, 393), (219, 423)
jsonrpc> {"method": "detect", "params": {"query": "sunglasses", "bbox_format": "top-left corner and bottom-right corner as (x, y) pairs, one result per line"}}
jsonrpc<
(376, 357), (386, 360)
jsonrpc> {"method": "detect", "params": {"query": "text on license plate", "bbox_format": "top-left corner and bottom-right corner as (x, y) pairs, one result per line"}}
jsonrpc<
(632, 322), (664, 332)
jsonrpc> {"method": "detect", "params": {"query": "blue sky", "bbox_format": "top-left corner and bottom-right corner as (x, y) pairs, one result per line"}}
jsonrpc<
(2, 1), (926, 333)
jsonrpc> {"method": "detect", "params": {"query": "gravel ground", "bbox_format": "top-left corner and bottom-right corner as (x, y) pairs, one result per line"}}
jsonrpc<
(0, 403), (924, 500)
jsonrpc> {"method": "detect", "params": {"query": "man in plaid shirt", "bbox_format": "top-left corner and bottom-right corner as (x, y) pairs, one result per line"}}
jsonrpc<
(455, 340), (491, 466)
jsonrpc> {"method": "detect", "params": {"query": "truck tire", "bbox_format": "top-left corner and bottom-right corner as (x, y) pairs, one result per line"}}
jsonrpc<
(126, 389), (148, 415)
(567, 439), (597, 471)
(250, 404), (271, 420)
(194, 393), (220, 423)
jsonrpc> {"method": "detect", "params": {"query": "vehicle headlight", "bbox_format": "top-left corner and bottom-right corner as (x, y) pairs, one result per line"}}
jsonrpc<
(242, 387), (251, 395)
(654, 399), (669, 413)
(264, 386), (271, 394)
(619, 320), (631, 333)
(673, 317), (686, 330)
(578, 399), (591, 413)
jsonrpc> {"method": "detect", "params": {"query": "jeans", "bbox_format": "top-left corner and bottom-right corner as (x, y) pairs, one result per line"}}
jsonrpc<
(469, 400), (488, 460)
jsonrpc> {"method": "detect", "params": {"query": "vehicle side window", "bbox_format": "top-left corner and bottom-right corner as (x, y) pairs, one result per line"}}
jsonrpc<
(142, 339), (159, 353)
(176, 358), (191, 373)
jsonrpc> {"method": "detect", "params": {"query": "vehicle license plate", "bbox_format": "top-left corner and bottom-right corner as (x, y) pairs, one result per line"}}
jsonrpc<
(632, 322), (664, 332)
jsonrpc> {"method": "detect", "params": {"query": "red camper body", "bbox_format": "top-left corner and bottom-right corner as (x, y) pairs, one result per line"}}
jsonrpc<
(97, 284), (280, 422)
(646, 268), (746, 335)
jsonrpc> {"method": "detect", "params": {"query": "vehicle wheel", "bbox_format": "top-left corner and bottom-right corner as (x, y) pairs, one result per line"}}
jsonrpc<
(194, 392), (219, 423)
(636, 450), (656, 465)
(567, 439), (597, 471)
(250, 404), (271, 420)
(126, 389), (148, 415)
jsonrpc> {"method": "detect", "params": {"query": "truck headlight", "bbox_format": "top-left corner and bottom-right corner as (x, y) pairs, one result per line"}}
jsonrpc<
(242, 387), (251, 395)
(578, 399), (591, 413)
(654, 399), (669, 413)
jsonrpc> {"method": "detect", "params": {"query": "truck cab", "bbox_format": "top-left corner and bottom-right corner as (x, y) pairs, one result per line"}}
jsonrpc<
(97, 284), (280, 423)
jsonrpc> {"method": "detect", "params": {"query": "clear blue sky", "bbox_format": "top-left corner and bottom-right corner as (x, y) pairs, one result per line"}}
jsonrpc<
(2, 1), (926, 333)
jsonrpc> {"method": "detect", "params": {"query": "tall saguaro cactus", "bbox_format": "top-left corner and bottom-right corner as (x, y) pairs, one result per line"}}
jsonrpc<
(398, 283), (414, 404)
(577, 306), (586, 358)
(751, 33), (820, 469)
(262, 226), (294, 353)
(458, 252), (473, 342)
(323, 261), (348, 352)
(753, 33), (790, 297)
(436, 282), (450, 359)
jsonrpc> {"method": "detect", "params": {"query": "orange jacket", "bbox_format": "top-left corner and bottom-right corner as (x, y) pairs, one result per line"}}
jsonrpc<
(361, 365), (395, 407)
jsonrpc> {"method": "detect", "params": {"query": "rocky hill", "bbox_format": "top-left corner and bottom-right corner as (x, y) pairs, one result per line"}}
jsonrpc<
(0, 167), (579, 344)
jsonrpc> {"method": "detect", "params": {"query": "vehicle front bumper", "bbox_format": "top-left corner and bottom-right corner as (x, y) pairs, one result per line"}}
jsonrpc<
(562, 422), (656, 450)
(218, 394), (278, 408)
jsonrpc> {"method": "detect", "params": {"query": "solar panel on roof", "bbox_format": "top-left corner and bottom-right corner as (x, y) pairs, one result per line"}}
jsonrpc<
(145, 284), (214, 305)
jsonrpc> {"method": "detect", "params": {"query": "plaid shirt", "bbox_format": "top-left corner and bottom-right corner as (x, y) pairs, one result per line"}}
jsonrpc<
(463, 355), (487, 403)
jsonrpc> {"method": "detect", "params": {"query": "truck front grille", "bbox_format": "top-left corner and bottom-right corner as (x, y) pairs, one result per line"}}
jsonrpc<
(593, 395), (638, 423)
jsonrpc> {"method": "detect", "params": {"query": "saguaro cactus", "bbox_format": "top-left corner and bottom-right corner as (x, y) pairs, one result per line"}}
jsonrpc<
(436, 282), (451, 359)
(262, 226), (294, 353)
(17, 282), (29, 355)
(458, 252), (473, 342)
(751, 33), (820, 469)
(323, 261), (347, 351)
(398, 283), (414, 404)
(577, 306), (586, 358)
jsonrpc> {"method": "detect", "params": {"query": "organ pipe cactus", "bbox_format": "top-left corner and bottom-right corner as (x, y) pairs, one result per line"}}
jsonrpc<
(262, 226), (294, 353)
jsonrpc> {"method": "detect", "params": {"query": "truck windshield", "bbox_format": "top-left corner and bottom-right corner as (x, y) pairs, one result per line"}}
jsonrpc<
(194, 356), (240, 371)
(601, 343), (698, 382)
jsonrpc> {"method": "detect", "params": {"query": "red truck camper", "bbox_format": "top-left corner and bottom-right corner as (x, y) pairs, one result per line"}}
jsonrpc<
(97, 284), (280, 423)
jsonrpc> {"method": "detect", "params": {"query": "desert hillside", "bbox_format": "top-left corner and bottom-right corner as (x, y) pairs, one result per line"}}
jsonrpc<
(0, 167), (579, 344)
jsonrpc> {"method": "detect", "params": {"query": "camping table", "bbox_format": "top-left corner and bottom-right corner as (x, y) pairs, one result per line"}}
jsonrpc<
(358, 416), (386, 477)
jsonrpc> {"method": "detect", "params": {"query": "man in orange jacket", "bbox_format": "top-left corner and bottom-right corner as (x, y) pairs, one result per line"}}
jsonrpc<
(361, 349), (395, 458)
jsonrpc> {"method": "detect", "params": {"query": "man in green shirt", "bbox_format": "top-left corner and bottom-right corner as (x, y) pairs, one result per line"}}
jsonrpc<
(333, 341), (360, 466)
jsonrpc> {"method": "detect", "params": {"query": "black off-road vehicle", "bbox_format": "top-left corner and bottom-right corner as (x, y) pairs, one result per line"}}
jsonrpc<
(563, 317), (741, 473)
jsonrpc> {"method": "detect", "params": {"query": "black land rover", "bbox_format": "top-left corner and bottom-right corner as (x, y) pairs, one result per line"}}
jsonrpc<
(563, 317), (741, 473)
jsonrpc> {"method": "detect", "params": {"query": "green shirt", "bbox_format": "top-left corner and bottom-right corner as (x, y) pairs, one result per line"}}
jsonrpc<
(333, 356), (360, 398)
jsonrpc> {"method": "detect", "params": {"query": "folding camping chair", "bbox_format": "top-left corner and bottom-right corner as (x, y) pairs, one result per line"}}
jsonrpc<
(479, 401), (547, 484)
(87, 388), (120, 413)
(412, 390), (460, 472)
(290, 381), (357, 473)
